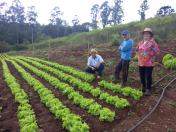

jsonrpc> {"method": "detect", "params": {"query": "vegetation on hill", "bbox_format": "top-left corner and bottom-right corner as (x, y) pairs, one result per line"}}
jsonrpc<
(27, 14), (176, 50)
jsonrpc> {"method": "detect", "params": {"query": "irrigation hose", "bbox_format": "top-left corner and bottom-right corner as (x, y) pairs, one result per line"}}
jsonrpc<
(127, 77), (176, 132)
(152, 71), (176, 87)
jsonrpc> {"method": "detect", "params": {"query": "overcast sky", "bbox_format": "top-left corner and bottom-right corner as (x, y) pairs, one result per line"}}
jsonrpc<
(4, 0), (176, 25)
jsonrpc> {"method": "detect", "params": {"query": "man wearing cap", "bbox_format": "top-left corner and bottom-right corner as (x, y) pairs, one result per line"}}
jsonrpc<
(136, 28), (160, 96)
(114, 30), (134, 86)
(85, 49), (105, 79)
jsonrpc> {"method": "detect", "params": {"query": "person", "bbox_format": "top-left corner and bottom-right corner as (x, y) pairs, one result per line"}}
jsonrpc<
(136, 28), (160, 96)
(85, 49), (105, 79)
(114, 30), (134, 86)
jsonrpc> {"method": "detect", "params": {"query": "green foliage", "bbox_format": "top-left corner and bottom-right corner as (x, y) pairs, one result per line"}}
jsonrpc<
(24, 56), (95, 82)
(13, 58), (115, 122)
(129, 61), (138, 72)
(1, 60), (38, 132)
(162, 54), (174, 63)
(98, 80), (143, 100)
(99, 108), (115, 122)
(111, 36), (121, 46)
(156, 6), (175, 17)
(162, 54), (176, 70)
(106, 59), (116, 66)
(8, 59), (89, 132)
(24, 14), (176, 50)
(17, 56), (130, 111)
(132, 55), (138, 62)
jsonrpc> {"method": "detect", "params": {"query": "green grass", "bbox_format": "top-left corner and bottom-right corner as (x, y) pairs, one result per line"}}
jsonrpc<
(27, 14), (176, 50)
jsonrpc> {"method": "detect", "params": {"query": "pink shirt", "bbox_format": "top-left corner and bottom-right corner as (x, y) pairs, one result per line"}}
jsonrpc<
(136, 39), (160, 67)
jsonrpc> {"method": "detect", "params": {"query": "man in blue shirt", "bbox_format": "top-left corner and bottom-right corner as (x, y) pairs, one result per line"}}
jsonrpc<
(114, 30), (134, 86)
(85, 49), (105, 79)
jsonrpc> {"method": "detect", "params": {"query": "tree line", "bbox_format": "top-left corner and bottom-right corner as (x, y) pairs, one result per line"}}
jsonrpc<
(0, 0), (175, 52)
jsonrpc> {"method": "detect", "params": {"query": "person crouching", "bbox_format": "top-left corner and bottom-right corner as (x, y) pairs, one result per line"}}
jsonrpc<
(85, 49), (105, 79)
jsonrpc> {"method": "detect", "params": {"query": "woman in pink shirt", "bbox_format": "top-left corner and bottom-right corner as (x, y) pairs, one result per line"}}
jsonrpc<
(136, 28), (160, 96)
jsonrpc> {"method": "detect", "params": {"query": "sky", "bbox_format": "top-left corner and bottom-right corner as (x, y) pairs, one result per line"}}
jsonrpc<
(3, 0), (176, 25)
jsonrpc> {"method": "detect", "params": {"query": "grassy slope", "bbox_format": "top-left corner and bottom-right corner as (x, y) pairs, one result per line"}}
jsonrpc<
(28, 14), (176, 50)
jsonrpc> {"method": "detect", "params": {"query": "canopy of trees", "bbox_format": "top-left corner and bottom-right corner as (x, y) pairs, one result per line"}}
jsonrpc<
(0, 0), (175, 52)
(156, 6), (175, 17)
(0, 0), (89, 49)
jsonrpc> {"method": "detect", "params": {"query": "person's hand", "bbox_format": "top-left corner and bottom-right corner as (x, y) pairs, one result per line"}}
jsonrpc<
(119, 46), (122, 50)
(95, 63), (100, 68)
(91, 67), (96, 71)
(143, 51), (147, 56)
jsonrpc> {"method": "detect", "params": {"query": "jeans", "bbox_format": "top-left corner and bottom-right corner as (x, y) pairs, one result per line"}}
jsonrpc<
(85, 63), (105, 76)
(139, 66), (153, 90)
(115, 59), (130, 84)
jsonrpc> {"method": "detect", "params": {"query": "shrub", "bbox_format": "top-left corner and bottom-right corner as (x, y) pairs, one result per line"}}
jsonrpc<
(111, 36), (121, 46)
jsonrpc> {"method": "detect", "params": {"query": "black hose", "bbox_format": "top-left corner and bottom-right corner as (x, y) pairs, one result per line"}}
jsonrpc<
(152, 71), (176, 87)
(127, 76), (176, 132)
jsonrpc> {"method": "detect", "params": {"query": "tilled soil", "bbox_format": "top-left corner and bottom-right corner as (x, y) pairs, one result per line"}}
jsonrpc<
(0, 63), (20, 132)
(1, 41), (176, 131)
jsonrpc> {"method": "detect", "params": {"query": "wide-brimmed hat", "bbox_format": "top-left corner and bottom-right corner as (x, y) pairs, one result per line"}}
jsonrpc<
(142, 28), (153, 36)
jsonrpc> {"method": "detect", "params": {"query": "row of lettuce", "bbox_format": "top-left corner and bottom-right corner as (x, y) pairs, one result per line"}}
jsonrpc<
(1, 60), (38, 132)
(14, 58), (116, 122)
(0, 55), (144, 132)
(19, 56), (143, 100)
(17, 57), (131, 108)
(162, 54), (176, 70)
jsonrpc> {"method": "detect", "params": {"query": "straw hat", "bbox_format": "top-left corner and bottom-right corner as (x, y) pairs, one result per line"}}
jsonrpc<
(142, 28), (153, 36)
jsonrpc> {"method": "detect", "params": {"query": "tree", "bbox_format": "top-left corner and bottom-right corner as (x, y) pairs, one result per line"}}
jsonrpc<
(50, 6), (63, 25)
(27, 6), (38, 44)
(138, 0), (149, 21)
(100, 1), (111, 28)
(91, 4), (99, 29)
(5, 0), (25, 44)
(6, 0), (25, 23)
(0, 2), (7, 22)
(72, 15), (80, 33)
(72, 15), (80, 26)
(156, 6), (175, 17)
(111, 0), (124, 25)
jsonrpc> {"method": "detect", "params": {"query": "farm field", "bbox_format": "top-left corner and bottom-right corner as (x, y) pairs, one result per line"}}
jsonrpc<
(1, 40), (176, 132)
(1, 0), (176, 131)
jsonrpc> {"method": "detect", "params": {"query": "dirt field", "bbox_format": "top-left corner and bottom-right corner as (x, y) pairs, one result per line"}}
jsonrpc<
(1, 40), (176, 132)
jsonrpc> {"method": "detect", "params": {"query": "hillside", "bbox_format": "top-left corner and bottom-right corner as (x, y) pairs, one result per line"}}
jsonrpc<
(27, 14), (176, 50)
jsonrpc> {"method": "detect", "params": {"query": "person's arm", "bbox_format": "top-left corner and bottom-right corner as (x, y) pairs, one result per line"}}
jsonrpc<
(121, 40), (133, 52)
(149, 41), (160, 57)
(136, 41), (141, 54)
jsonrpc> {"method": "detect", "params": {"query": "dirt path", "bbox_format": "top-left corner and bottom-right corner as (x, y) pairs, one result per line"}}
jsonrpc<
(0, 63), (20, 132)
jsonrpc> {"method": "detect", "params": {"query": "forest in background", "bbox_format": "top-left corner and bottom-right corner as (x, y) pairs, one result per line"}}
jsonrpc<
(0, 0), (175, 52)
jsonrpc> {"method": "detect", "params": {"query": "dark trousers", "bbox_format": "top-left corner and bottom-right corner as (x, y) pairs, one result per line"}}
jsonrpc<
(115, 59), (130, 84)
(85, 63), (105, 76)
(139, 66), (153, 90)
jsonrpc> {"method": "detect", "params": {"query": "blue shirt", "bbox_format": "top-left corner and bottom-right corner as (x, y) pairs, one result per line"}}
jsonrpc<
(119, 39), (134, 60)
(87, 54), (104, 67)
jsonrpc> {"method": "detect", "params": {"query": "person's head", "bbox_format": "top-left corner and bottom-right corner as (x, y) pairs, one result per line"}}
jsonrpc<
(142, 28), (154, 41)
(90, 49), (97, 58)
(121, 30), (130, 40)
